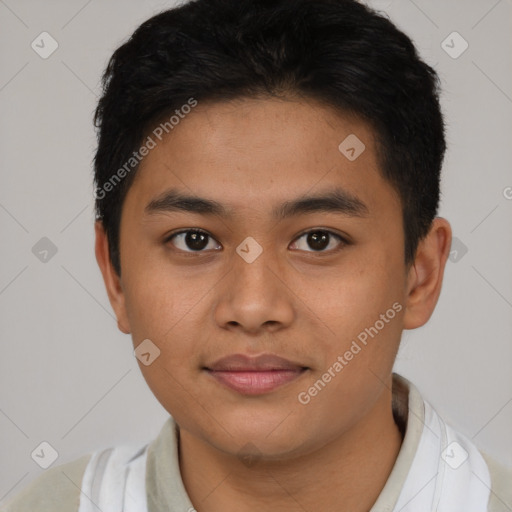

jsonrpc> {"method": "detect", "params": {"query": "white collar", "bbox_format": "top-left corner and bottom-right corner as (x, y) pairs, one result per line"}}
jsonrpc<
(370, 373), (491, 511)
(78, 373), (491, 511)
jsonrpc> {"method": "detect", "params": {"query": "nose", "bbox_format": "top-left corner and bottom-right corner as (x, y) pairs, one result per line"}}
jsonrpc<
(213, 243), (295, 335)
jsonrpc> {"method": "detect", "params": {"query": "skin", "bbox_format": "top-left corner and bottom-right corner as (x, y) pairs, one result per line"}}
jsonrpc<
(95, 97), (451, 512)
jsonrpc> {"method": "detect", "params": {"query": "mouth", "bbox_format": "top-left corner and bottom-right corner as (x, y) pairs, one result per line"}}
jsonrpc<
(204, 353), (309, 395)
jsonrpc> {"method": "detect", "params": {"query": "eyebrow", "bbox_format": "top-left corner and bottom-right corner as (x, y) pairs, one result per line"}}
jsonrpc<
(144, 187), (369, 220)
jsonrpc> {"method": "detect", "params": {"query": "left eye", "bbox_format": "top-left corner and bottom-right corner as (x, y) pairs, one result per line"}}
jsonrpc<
(290, 230), (346, 253)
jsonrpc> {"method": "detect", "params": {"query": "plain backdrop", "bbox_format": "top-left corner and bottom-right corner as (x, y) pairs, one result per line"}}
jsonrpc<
(1, 0), (511, 503)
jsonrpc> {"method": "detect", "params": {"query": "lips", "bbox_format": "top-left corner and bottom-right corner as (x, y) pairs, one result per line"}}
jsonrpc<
(207, 353), (307, 372)
(204, 354), (308, 395)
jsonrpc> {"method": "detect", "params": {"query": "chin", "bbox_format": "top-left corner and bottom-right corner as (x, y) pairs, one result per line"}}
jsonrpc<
(209, 412), (312, 459)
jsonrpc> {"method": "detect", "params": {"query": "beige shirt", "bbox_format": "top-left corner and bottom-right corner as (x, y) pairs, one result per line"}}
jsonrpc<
(2, 373), (511, 511)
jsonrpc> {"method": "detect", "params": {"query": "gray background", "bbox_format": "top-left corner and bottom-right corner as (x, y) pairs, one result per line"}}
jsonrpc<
(1, 0), (511, 503)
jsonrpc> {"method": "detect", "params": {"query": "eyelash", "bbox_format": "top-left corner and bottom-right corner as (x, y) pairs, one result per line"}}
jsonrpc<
(163, 228), (349, 255)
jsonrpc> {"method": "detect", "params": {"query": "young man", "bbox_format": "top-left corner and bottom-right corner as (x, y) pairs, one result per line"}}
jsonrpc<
(3, 0), (511, 510)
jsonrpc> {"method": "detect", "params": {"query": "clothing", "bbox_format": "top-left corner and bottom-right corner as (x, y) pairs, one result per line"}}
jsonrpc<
(2, 373), (511, 511)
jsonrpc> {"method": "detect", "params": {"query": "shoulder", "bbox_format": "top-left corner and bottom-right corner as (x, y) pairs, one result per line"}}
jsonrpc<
(481, 451), (512, 512)
(0, 453), (92, 512)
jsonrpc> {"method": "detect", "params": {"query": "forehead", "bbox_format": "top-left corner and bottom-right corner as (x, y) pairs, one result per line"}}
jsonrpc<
(123, 97), (399, 219)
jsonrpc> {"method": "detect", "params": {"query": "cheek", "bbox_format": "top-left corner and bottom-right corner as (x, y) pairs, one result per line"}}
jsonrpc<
(122, 266), (211, 377)
(123, 275), (174, 337)
(316, 256), (403, 330)
(122, 278), (201, 376)
(301, 254), (405, 376)
(120, 238), (189, 337)
(137, 359), (198, 425)
(126, 275), (204, 412)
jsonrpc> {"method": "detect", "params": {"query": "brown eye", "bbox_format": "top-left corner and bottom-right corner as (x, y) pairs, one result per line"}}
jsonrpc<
(290, 230), (346, 253)
(166, 229), (221, 252)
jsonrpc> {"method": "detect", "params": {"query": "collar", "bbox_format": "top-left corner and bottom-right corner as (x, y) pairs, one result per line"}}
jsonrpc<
(144, 373), (491, 511)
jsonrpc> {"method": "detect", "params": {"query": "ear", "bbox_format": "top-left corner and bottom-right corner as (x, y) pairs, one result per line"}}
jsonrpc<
(403, 217), (452, 329)
(94, 220), (131, 334)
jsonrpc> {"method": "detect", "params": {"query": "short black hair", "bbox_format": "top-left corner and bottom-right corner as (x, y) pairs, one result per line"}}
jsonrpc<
(93, 0), (446, 276)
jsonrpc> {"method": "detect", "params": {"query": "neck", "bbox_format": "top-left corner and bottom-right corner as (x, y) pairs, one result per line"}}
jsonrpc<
(179, 384), (403, 512)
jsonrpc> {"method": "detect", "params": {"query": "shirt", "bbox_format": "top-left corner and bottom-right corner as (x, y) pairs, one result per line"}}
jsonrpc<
(2, 373), (511, 511)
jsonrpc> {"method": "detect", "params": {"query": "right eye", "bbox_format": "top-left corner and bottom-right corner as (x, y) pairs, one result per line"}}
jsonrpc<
(164, 229), (222, 253)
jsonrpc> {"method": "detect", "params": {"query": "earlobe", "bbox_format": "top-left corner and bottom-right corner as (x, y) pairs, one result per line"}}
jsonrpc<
(94, 220), (132, 334)
(403, 217), (452, 330)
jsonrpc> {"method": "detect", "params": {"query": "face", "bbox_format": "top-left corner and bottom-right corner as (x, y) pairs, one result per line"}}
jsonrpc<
(97, 97), (438, 460)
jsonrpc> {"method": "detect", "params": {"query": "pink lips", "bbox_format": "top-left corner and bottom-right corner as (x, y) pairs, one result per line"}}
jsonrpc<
(205, 354), (308, 395)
